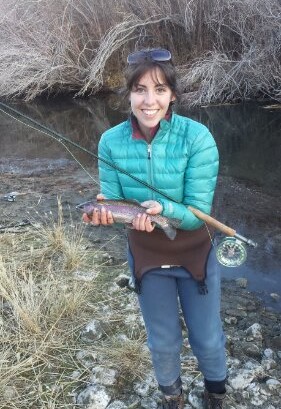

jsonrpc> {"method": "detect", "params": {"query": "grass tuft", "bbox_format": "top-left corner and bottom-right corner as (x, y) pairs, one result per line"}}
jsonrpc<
(0, 198), (150, 408)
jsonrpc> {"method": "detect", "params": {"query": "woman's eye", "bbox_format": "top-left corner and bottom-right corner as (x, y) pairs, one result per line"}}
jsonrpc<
(156, 87), (167, 94)
(135, 87), (145, 93)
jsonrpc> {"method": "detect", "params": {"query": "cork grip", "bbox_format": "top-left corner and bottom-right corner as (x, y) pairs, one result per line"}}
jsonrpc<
(188, 206), (237, 237)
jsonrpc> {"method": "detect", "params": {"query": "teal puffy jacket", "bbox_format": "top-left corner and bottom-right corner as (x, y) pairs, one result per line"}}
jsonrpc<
(98, 113), (219, 230)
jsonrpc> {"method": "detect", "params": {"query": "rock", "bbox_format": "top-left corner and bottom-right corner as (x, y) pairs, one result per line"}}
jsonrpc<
(115, 274), (130, 288)
(90, 366), (117, 386)
(76, 384), (111, 409)
(140, 397), (158, 409)
(187, 388), (203, 408)
(70, 370), (81, 380)
(263, 348), (275, 359)
(261, 358), (277, 370)
(235, 278), (248, 288)
(245, 323), (263, 340)
(244, 360), (265, 377)
(125, 396), (141, 408)
(225, 308), (247, 318)
(3, 386), (17, 400)
(270, 293), (280, 301)
(73, 270), (97, 281)
(226, 357), (241, 369)
(243, 343), (261, 359)
(107, 401), (128, 409)
(267, 335), (281, 349)
(266, 378), (281, 391)
(76, 350), (98, 367)
(133, 376), (156, 397)
(228, 370), (254, 390)
(81, 319), (103, 342)
(250, 394), (267, 406)
(224, 316), (238, 325)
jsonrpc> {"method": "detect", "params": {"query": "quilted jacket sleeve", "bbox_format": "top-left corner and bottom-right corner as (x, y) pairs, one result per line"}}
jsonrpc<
(158, 129), (219, 230)
(98, 134), (124, 200)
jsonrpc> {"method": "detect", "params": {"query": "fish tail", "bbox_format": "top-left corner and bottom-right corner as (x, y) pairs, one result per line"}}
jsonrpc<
(161, 223), (177, 240)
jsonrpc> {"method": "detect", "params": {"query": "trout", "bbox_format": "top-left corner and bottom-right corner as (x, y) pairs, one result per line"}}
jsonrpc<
(76, 199), (181, 240)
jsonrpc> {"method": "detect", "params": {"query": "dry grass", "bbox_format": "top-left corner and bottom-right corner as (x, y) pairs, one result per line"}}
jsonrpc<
(0, 198), (150, 408)
(0, 0), (280, 104)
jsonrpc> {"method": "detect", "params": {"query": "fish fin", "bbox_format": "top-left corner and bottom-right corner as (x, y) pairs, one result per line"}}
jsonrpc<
(162, 225), (177, 240)
(169, 218), (181, 228)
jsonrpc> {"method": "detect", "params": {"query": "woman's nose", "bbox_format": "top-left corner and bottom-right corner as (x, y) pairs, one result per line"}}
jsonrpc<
(144, 91), (156, 105)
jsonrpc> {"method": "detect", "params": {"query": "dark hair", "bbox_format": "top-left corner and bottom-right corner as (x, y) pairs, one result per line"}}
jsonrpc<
(124, 58), (180, 100)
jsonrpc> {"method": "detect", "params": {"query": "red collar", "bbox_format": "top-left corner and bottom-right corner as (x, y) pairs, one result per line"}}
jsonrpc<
(131, 111), (172, 140)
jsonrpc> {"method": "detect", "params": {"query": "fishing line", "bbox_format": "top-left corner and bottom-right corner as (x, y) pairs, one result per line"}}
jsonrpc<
(0, 101), (179, 203)
(0, 100), (257, 266)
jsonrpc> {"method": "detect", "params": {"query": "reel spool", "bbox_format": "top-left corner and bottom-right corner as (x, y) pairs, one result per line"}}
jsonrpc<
(215, 237), (247, 267)
(188, 206), (257, 268)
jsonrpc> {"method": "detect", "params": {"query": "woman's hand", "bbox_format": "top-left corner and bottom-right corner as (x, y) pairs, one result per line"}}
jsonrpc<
(82, 194), (114, 226)
(141, 200), (163, 215)
(132, 200), (163, 233)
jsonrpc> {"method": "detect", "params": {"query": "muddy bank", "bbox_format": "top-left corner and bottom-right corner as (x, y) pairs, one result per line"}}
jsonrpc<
(1, 154), (280, 309)
(1, 164), (281, 408)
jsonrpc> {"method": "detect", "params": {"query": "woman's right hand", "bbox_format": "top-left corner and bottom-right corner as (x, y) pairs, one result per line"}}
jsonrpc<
(82, 194), (114, 226)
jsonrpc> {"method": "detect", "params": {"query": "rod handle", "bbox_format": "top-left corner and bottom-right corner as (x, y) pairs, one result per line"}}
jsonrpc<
(188, 206), (237, 237)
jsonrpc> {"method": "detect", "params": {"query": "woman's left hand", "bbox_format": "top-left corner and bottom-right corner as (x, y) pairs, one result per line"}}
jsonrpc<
(132, 201), (163, 233)
(141, 200), (163, 215)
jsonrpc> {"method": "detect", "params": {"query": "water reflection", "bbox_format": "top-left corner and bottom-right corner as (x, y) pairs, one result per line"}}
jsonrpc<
(0, 96), (280, 310)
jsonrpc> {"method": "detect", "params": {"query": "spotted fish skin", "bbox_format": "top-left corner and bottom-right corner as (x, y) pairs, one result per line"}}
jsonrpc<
(76, 199), (181, 240)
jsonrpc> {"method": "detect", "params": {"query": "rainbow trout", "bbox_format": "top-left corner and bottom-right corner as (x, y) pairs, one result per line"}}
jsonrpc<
(76, 199), (181, 240)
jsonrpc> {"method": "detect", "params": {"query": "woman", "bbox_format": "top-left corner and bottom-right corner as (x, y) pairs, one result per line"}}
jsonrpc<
(83, 48), (227, 409)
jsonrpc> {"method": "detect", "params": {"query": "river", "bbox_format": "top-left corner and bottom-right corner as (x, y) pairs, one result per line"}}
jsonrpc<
(0, 95), (280, 311)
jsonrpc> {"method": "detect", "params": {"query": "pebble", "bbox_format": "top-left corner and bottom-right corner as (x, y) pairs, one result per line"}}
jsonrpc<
(76, 384), (111, 409)
(270, 293), (280, 301)
(235, 278), (248, 288)
(90, 366), (117, 386)
(245, 323), (263, 340)
(81, 319), (103, 342)
(107, 401), (128, 409)
(73, 278), (281, 409)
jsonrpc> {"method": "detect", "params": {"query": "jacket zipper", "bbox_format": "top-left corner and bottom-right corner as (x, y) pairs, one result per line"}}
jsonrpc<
(147, 143), (155, 200)
(147, 144), (152, 159)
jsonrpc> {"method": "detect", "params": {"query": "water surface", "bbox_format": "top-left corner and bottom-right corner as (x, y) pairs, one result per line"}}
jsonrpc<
(0, 96), (280, 310)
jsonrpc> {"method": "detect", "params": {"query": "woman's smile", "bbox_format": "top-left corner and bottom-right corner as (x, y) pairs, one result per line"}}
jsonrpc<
(130, 67), (175, 138)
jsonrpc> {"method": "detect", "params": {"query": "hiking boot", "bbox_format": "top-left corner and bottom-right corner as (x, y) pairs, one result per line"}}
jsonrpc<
(159, 392), (185, 409)
(203, 389), (226, 409)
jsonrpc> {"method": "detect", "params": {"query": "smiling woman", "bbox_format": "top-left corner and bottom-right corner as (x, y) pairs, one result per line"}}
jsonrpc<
(82, 48), (226, 409)
(129, 68), (175, 140)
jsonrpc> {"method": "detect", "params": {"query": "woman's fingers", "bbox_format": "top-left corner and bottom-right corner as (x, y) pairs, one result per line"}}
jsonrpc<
(83, 208), (114, 226)
(133, 213), (155, 232)
(141, 200), (163, 215)
(97, 193), (105, 201)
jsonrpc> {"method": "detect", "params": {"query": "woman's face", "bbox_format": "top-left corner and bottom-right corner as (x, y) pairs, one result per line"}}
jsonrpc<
(130, 67), (175, 138)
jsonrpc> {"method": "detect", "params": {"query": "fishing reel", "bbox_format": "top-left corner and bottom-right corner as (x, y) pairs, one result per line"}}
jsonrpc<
(215, 237), (248, 267)
(188, 206), (258, 268)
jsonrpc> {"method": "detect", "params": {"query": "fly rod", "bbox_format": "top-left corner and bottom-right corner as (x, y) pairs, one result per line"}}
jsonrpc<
(0, 100), (258, 257)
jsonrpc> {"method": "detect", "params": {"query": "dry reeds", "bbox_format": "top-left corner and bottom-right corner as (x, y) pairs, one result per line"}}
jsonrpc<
(0, 0), (280, 104)
(0, 198), (152, 408)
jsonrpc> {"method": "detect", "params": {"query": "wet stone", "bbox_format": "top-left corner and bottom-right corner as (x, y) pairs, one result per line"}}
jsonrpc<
(224, 316), (238, 325)
(242, 343), (262, 359)
(235, 278), (248, 288)
(225, 308), (247, 318)
(107, 401), (128, 409)
(76, 384), (111, 409)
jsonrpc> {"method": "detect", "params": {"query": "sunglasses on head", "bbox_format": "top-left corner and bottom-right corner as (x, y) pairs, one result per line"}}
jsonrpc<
(127, 49), (172, 65)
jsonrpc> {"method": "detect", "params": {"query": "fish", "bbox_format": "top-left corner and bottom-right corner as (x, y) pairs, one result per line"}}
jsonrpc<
(76, 199), (181, 240)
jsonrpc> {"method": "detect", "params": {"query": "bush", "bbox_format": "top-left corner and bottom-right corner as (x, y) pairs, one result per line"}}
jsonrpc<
(0, 0), (280, 104)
